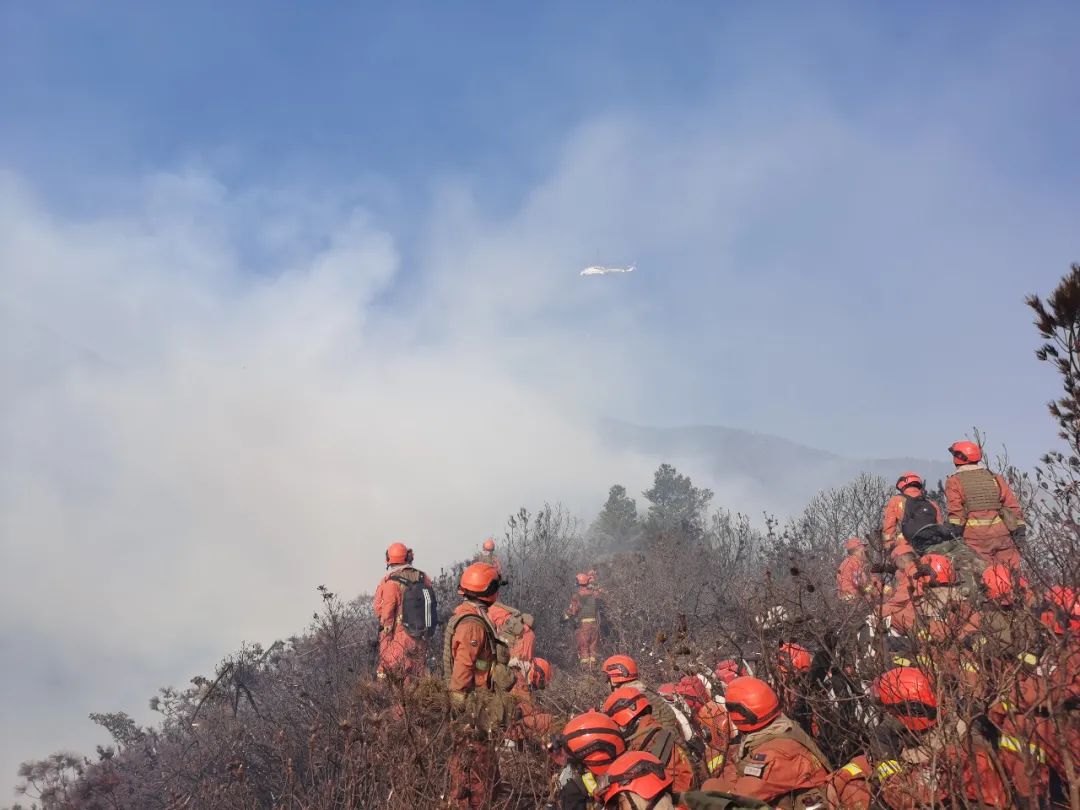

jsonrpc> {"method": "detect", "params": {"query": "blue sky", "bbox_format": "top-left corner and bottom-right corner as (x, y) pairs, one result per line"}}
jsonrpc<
(2, 1), (1079, 800)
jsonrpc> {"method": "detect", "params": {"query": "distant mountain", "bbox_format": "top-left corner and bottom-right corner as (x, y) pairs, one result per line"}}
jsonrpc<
(599, 420), (954, 516)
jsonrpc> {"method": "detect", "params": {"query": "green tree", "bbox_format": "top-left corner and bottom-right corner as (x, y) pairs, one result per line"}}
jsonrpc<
(642, 463), (713, 543)
(589, 484), (640, 551)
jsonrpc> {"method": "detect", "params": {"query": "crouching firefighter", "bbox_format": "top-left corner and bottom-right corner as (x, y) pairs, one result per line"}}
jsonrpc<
(444, 562), (517, 809)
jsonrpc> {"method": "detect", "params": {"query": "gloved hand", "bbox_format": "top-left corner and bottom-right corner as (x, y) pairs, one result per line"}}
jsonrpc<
(1013, 525), (1028, 541)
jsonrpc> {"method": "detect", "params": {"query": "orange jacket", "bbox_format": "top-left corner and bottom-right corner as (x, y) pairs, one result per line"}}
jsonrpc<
(486, 602), (535, 661)
(373, 566), (432, 631)
(836, 553), (871, 600)
(945, 465), (1023, 543)
(627, 716), (695, 793)
(701, 716), (829, 803)
(564, 587), (600, 624)
(696, 702), (734, 777)
(882, 494), (943, 547)
(447, 602), (495, 694)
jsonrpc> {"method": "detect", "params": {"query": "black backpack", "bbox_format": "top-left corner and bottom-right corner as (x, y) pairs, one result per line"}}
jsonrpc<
(393, 573), (439, 639)
(901, 495), (940, 550)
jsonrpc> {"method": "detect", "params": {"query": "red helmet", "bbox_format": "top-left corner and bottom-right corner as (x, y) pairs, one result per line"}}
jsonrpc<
(657, 682), (676, 703)
(675, 676), (710, 712)
(598, 751), (672, 804)
(482, 538), (496, 552)
(385, 542), (413, 566)
(949, 441), (983, 466)
(458, 562), (501, 603)
(1040, 586), (1080, 635)
(920, 554), (957, 587)
(529, 658), (553, 690)
(872, 667), (938, 732)
(981, 564), (1027, 605)
(603, 686), (652, 730)
(697, 701), (734, 747)
(778, 642), (812, 674)
(602, 655), (638, 685)
(896, 472), (925, 493)
(713, 658), (746, 685)
(559, 711), (626, 775)
(844, 537), (866, 553)
(724, 676), (780, 732)
(576, 573), (590, 586)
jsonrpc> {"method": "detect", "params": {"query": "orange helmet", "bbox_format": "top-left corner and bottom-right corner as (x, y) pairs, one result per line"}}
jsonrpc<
(458, 562), (501, 603)
(949, 441), (982, 466)
(713, 658), (746, 685)
(482, 538), (496, 552)
(920, 554), (957, 587)
(558, 711), (626, 775)
(576, 572), (590, 586)
(598, 751), (672, 804)
(724, 676), (780, 732)
(844, 537), (866, 553)
(603, 686), (652, 730)
(872, 667), (938, 732)
(1040, 586), (1080, 635)
(698, 701), (734, 747)
(529, 658), (553, 690)
(385, 542), (413, 566)
(778, 642), (812, 674)
(896, 472), (925, 493)
(981, 564), (1027, 605)
(602, 655), (638, 686)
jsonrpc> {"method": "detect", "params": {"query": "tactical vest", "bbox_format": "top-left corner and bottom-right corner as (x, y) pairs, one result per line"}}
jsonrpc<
(629, 723), (677, 768)
(441, 603), (513, 690)
(952, 468), (1002, 515)
(577, 591), (599, 621)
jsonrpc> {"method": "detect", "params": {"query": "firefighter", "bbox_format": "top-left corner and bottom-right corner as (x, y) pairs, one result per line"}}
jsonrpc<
(836, 537), (872, 602)
(882, 472), (943, 550)
(603, 686), (695, 792)
(701, 676), (830, 804)
(476, 537), (501, 574)
(829, 667), (1014, 809)
(696, 701), (734, 779)
(596, 751), (679, 810)
(555, 711), (627, 809)
(565, 573), (603, 666)
(945, 440), (1025, 567)
(444, 562), (509, 809)
(373, 542), (432, 681)
(602, 655), (687, 742)
(509, 657), (556, 740)
(487, 600), (536, 664)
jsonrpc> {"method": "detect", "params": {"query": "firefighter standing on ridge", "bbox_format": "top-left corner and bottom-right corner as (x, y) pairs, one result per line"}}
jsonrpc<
(945, 440), (1025, 567)
(373, 542), (433, 681)
(564, 572), (603, 666)
(476, 537), (502, 574)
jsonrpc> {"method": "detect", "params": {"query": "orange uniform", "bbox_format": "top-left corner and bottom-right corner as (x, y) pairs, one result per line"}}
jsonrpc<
(486, 601), (535, 662)
(564, 586), (601, 665)
(836, 553), (871, 601)
(882, 493), (943, 549)
(373, 565), (432, 679)
(697, 701), (734, 778)
(446, 602), (496, 694)
(625, 714), (695, 793)
(701, 714), (829, 805)
(945, 464), (1024, 567)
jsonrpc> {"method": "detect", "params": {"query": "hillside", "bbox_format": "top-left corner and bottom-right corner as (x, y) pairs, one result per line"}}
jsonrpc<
(600, 420), (954, 514)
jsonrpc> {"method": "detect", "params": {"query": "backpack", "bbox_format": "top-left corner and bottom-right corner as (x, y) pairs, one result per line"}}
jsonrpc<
(392, 572), (438, 638)
(681, 791), (770, 810)
(901, 496), (940, 550)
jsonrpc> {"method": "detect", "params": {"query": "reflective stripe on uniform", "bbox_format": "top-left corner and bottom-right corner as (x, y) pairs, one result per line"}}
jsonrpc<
(842, 762), (865, 777)
(948, 517), (965, 525)
(960, 661), (979, 673)
(999, 735), (1047, 763)
(707, 754), (725, 773)
(875, 760), (903, 780)
(582, 771), (598, 795)
(965, 516), (1003, 526)
(1019, 652), (1039, 666)
(892, 656), (913, 667)
(579, 617), (597, 623)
